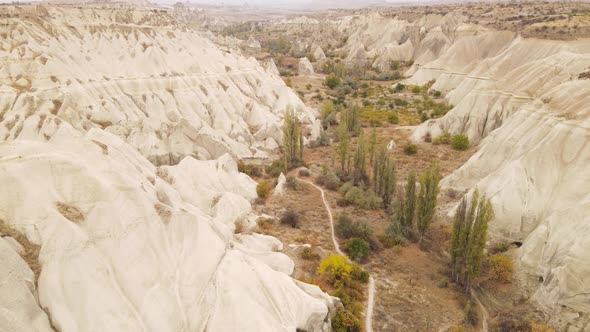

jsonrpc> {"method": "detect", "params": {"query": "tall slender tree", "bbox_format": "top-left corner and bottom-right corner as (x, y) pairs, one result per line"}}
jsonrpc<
(416, 164), (441, 238)
(450, 189), (494, 290)
(369, 126), (377, 165)
(282, 106), (302, 169)
(404, 169), (417, 230)
(337, 120), (349, 172)
(352, 131), (367, 185)
(372, 145), (395, 207)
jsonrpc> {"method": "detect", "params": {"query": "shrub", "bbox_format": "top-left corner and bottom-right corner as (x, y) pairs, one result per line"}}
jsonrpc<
(432, 132), (451, 145)
(265, 160), (285, 177)
(332, 307), (361, 332)
(316, 171), (341, 191)
(351, 264), (369, 283)
(324, 73), (341, 89)
(280, 208), (300, 228)
(342, 185), (382, 209)
(286, 175), (299, 190)
(298, 168), (311, 177)
(238, 161), (262, 177)
(256, 181), (271, 199)
(490, 241), (511, 254)
(437, 276), (449, 288)
(345, 238), (370, 262)
(387, 112), (399, 124)
(335, 215), (374, 241)
(433, 90), (442, 97)
(394, 83), (405, 92)
(411, 85), (421, 94)
(299, 246), (320, 260)
(284, 77), (293, 88)
(318, 254), (352, 288)
(257, 217), (274, 229)
(404, 143), (417, 155)
(451, 134), (470, 150)
(489, 254), (513, 283)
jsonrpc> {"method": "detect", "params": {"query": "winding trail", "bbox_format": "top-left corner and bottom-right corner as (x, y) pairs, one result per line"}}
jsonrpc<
(296, 177), (375, 332)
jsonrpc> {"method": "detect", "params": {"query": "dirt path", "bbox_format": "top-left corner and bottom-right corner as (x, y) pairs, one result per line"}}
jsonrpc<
(471, 289), (489, 332)
(296, 177), (375, 332)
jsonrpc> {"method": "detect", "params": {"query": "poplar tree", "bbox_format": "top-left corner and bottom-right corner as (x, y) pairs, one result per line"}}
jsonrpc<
(352, 131), (367, 185)
(450, 189), (494, 290)
(404, 169), (417, 230)
(416, 164), (441, 238)
(372, 145), (395, 207)
(369, 126), (377, 164)
(337, 120), (349, 172)
(282, 106), (302, 169)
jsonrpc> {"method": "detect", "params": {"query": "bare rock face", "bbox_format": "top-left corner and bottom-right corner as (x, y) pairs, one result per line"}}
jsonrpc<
(0, 4), (334, 332)
(298, 57), (315, 75)
(313, 46), (326, 61)
(265, 59), (281, 76)
(0, 5), (319, 166)
(246, 35), (262, 49)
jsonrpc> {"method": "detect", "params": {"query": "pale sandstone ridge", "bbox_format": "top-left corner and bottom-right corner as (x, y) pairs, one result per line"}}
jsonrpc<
(0, 131), (336, 332)
(0, 4), (334, 332)
(0, 5), (320, 166)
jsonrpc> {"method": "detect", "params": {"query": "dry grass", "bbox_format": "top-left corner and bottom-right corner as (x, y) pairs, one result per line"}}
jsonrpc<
(56, 201), (84, 224)
(0, 219), (41, 284)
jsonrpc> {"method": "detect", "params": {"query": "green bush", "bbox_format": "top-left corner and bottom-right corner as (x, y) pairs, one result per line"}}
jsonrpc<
(237, 161), (262, 177)
(394, 83), (405, 92)
(351, 264), (369, 283)
(387, 112), (399, 124)
(324, 73), (341, 89)
(342, 185), (383, 209)
(404, 143), (417, 155)
(316, 171), (341, 191)
(335, 215), (374, 241)
(286, 175), (299, 190)
(280, 208), (299, 228)
(265, 160), (285, 177)
(433, 90), (442, 97)
(256, 181), (271, 199)
(451, 134), (469, 150)
(332, 307), (361, 332)
(345, 238), (370, 262)
(432, 132), (451, 145)
(411, 85), (421, 94)
(298, 168), (311, 177)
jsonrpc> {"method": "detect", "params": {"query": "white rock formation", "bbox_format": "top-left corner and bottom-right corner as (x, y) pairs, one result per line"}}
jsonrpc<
(0, 5), (319, 165)
(0, 4), (335, 332)
(265, 59), (281, 76)
(0, 129), (336, 332)
(298, 57), (315, 75)
(313, 46), (327, 61)
(273, 173), (287, 196)
(246, 36), (262, 49)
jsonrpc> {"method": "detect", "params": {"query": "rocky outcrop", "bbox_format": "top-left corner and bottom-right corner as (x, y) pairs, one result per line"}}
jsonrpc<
(0, 5), (319, 166)
(0, 4), (334, 332)
(246, 36), (262, 49)
(313, 46), (326, 61)
(265, 59), (280, 76)
(298, 57), (315, 75)
(0, 130), (337, 332)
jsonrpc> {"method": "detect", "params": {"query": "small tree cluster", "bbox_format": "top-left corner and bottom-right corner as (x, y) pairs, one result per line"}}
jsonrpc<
(450, 189), (494, 289)
(416, 164), (441, 238)
(282, 106), (304, 169)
